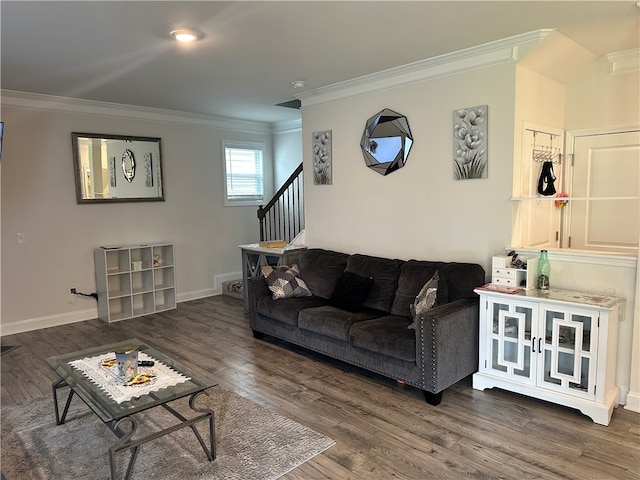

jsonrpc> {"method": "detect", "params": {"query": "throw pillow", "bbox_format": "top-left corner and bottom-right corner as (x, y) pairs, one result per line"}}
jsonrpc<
(328, 271), (374, 312)
(261, 264), (312, 300)
(408, 271), (439, 329)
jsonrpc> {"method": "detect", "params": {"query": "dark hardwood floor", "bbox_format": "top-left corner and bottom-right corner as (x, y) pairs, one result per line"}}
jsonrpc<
(2, 296), (639, 479)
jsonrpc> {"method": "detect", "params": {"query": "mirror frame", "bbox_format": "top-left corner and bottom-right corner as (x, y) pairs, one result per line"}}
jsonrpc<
(360, 108), (413, 176)
(72, 132), (165, 204)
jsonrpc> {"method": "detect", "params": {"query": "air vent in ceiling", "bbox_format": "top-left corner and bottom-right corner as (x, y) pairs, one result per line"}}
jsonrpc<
(276, 99), (301, 109)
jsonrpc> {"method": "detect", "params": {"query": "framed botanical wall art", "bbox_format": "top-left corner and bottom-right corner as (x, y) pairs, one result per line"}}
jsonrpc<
(453, 105), (487, 180)
(312, 130), (332, 185)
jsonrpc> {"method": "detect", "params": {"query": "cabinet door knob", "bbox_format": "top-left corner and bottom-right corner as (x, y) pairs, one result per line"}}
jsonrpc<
(532, 337), (536, 353)
(538, 337), (542, 353)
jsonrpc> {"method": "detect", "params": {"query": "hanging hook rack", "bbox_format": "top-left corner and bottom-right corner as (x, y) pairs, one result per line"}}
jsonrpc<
(529, 130), (562, 164)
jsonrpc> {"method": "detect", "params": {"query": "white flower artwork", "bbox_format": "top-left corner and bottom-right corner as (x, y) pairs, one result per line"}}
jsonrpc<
(312, 130), (332, 185)
(453, 105), (488, 180)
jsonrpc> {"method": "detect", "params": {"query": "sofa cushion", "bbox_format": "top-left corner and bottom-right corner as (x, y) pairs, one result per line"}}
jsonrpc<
(438, 262), (486, 301)
(262, 264), (312, 299)
(328, 272), (374, 312)
(297, 249), (349, 299)
(256, 295), (328, 326)
(408, 271), (440, 329)
(345, 254), (403, 312)
(349, 315), (415, 362)
(391, 260), (449, 318)
(299, 306), (383, 341)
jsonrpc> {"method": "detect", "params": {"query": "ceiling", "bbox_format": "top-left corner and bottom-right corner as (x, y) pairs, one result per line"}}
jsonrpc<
(1, 1), (638, 124)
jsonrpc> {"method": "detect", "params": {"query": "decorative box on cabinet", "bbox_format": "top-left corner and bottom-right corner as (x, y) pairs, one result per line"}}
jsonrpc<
(491, 254), (536, 289)
(94, 243), (176, 323)
(473, 288), (625, 425)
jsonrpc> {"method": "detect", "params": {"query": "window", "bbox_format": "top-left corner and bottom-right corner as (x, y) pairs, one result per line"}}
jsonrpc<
(223, 141), (265, 206)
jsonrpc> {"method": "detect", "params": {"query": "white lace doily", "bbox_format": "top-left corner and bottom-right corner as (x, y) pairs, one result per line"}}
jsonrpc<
(69, 351), (191, 404)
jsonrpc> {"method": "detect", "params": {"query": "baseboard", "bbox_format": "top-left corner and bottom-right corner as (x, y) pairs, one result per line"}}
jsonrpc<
(1, 287), (223, 336)
(624, 391), (640, 413)
(214, 271), (242, 293)
(0, 308), (98, 336)
(176, 288), (216, 303)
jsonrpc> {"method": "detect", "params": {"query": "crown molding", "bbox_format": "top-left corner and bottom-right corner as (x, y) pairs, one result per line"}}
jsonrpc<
(296, 30), (552, 109)
(606, 48), (640, 75)
(272, 118), (302, 134)
(0, 90), (273, 134)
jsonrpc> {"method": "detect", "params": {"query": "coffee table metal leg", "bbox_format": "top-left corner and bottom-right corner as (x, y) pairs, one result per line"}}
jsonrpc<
(107, 391), (215, 480)
(160, 390), (216, 461)
(52, 378), (75, 425)
(109, 417), (140, 480)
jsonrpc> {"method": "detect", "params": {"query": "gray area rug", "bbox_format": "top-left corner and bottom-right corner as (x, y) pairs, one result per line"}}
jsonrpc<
(1, 386), (334, 479)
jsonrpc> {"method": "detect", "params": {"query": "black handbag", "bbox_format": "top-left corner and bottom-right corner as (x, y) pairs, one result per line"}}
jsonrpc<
(537, 161), (556, 196)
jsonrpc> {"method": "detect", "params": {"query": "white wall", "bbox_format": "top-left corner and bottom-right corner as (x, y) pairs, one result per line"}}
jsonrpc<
(273, 124), (303, 186)
(301, 62), (517, 267)
(0, 94), (277, 333)
(565, 53), (640, 131)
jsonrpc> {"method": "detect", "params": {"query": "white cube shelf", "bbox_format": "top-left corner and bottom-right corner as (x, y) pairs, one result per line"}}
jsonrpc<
(95, 243), (176, 323)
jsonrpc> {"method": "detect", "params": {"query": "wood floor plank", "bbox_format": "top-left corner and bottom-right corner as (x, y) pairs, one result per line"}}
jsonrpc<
(1, 295), (638, 480)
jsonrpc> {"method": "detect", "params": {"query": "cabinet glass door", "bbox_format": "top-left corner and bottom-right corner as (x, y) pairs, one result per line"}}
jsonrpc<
(487, 300), (536, 384)
(538, 306), (597, 398)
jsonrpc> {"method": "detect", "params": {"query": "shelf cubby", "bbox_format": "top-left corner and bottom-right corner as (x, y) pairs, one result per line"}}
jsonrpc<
(108, 296), (133, 322)
(154, 266), (175, 290)
(107, 273), (131, 298)
(154, 288), (176, 312)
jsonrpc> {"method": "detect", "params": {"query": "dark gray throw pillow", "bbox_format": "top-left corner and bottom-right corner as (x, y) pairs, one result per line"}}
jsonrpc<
(328, 272), (374, 312)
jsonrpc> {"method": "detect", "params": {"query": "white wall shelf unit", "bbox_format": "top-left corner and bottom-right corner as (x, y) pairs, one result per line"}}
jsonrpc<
(94, 243), (176, 323)
(473, 287), (625, 426)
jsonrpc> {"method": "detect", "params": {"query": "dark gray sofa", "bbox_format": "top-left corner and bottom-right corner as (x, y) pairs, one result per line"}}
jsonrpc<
(247, 248), (485, 405)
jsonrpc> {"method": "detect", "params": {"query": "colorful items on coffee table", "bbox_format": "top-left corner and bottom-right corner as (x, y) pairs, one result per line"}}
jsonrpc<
(114, 345), (138, 381)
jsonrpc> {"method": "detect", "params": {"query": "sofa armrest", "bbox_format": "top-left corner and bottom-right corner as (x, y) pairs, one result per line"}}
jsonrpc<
(247, 276), (270, 321)
(415, 297), (479, 393)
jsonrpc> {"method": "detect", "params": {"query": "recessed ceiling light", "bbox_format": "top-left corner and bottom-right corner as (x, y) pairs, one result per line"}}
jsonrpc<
(291, 80), (306, 89)
(170, 29), (200, 43)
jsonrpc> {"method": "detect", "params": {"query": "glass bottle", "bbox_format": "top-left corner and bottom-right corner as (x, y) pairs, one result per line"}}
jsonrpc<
(536, 250), (550, 290)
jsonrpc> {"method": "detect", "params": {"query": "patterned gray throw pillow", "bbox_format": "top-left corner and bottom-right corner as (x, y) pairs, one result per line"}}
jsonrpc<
(262, 264), (312, 300)
(408, 271), (439, 329)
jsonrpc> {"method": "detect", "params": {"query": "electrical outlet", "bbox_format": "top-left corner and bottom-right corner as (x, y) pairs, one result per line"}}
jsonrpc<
(70, 288), (77, 294)
(17, 233), (26, 244)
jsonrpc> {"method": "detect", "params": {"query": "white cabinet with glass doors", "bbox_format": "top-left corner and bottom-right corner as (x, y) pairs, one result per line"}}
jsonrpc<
(473, 288), (625, 425)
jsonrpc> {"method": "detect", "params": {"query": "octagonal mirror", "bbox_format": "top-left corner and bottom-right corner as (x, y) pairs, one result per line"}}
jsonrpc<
(360, 108), (413, 176)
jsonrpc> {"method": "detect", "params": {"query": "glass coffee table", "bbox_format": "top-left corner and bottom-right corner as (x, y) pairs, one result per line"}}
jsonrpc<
(47, 339), (217, 480)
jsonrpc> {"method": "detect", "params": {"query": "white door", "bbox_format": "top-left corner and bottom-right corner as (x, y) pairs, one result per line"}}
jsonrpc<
(568, 130), (640, 254)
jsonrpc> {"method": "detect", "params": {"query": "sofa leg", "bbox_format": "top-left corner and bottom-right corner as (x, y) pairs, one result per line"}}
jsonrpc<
(251, 329), (265, 339)
(423, 390), (443, 406)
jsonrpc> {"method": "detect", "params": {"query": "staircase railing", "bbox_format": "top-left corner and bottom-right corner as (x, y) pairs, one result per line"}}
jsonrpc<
(257, 163), (304, 243)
